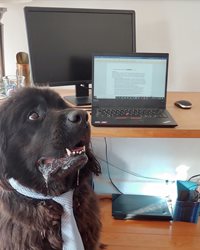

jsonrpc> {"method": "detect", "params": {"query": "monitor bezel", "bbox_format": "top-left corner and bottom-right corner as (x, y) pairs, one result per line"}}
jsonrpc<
(24, 7), (136, 106)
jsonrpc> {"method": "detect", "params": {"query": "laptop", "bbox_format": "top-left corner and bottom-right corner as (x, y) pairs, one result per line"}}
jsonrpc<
(112, 194), (172, 221)
(91, 53), (177, 127)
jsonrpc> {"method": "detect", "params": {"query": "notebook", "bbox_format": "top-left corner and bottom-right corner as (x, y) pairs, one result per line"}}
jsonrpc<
(91, 53), (177, 127)
(112, 194), (172, 221)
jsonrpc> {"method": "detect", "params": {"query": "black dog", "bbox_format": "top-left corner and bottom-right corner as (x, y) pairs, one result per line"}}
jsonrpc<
(0, 87), (102, 250)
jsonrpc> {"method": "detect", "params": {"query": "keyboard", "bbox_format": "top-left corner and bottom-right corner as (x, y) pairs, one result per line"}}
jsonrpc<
(96, 108), (168, 118)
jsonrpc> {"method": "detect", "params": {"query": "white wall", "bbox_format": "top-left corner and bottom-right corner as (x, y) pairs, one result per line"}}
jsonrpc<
(1, 0), (200, 197)
(92, 137), (200, 197)
(1, 0), (200, 91)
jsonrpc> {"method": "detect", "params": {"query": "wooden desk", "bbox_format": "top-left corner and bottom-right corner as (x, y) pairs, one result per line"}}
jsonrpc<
(100, 197), (200, 250)
(53, 87), (200, 138)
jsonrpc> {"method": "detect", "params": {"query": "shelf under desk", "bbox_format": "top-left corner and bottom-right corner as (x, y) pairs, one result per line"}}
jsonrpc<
(53, 87), (200, 138)
(99, 197), (200, 250)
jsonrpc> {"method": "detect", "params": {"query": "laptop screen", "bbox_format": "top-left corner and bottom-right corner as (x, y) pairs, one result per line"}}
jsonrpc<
(93, 53), (168, 101)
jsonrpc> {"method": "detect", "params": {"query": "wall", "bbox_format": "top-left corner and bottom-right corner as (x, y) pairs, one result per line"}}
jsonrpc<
(1, 0), (200, 197)
(1, 0), (200, 91)
(92, 137), (200, 197)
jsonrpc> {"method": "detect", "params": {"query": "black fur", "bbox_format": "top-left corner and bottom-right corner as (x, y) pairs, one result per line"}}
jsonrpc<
(0, 87), (102, 250)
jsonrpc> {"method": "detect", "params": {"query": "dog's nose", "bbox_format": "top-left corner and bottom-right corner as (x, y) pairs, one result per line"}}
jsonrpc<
(67, 110), (88, 124)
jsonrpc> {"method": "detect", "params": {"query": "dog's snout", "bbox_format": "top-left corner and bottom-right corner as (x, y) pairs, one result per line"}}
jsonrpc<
(67, 110), (88, 124)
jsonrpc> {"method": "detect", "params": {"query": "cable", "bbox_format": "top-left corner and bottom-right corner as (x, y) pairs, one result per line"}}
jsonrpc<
(188, 174), (200, 181)
(103, 137), (123, 194)
(98, 156), (172, 182)
(98, 142), (174, 183)
(91, 138), (175, 194)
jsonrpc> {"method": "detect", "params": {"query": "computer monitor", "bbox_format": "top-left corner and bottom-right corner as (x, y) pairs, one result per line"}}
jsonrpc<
(24, 7), (136, 106)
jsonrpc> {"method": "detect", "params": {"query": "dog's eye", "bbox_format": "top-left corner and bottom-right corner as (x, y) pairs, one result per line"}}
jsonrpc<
(28, 112), (40, 121)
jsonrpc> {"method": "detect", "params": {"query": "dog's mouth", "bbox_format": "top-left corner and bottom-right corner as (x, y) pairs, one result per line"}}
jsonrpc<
(37, 144), (88, 180)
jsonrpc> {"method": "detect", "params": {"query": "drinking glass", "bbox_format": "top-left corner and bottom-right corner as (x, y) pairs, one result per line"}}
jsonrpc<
(2, 75), (25, 97)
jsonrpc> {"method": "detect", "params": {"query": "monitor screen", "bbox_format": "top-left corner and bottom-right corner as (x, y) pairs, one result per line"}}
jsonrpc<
(24, 7), (136, 105)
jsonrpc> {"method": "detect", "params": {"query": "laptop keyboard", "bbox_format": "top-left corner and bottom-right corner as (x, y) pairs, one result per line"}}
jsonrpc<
(96, 108), (168, 118)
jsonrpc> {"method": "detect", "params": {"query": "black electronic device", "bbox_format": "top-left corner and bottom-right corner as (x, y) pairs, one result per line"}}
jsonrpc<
(174, 100), (192, 109)
(24, 7), (136, 106)
(112, 194), (172, 221)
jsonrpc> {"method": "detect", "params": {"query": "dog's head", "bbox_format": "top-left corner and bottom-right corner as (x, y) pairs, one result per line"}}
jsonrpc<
(0, 87), (100, 195)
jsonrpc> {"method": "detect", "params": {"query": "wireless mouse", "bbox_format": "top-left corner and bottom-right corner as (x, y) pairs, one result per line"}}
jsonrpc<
(174, 100), (192, 109)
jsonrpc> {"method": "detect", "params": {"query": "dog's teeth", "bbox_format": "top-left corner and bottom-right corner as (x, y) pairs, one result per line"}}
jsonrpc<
(66, 146), (86, 157)
(66, 148), (72, 156)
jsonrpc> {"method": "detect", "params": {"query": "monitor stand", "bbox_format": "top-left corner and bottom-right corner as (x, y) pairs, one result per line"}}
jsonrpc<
(63, 82), (91, 106)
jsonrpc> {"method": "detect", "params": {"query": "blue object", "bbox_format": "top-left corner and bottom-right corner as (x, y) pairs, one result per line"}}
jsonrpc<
(173, 180), (200, 223)
(173, 200), (200, 223)
(177, 180), (197, 193)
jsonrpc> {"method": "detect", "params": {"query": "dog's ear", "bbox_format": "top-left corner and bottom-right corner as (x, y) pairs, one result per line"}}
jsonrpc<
(86, 150), (101, 176)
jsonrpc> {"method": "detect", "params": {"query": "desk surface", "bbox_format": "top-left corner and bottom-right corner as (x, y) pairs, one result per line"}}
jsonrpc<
(53, 87), (200, 138)
(100, 197), (200, 250)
